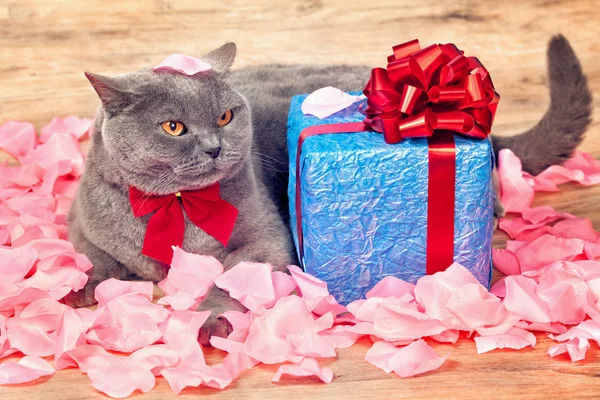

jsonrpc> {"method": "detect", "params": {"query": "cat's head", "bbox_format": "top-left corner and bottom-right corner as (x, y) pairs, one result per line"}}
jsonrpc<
(86, 43), (252, 194)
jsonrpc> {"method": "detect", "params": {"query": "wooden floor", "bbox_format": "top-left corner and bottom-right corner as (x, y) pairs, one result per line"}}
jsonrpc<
(1, 0), (600, 398)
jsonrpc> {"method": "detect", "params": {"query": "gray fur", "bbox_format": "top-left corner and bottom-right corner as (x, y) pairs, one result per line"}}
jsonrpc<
(67, 44), (295, 342)
(491, 34), (593, 175)
(68, 36), (591, 344)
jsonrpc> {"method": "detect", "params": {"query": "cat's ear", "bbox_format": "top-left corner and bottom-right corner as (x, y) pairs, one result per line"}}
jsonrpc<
(84, 72), (135, 112)
(201, 42), (237, 73)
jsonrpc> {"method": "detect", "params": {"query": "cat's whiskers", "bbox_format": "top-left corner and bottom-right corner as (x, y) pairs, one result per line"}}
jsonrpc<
(253, 159), (286, 174)
(250, 153), (286, 174)
(144, 169), (173, 193)
(174, 162), (212, 176)
(250, 150), (287, 168)
(133, 168), (178, 211)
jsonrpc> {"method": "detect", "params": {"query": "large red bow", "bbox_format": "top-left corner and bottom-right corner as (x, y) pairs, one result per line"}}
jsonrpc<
(362, 39), (499, 144)
(129, 183), (238, 264)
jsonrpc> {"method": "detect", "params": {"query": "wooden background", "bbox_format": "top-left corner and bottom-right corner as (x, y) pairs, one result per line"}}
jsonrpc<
(1, 0), (599, 398)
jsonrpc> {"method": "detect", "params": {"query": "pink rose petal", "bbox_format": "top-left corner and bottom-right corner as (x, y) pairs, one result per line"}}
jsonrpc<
(22, 133), (84, 177)
(161, 350), (241, 393)
(548, 320), (600, 361)
(474, 327), (536, 354)
(301, 86), (364, 119)
(87, 294), (170, 353)
(536, 165), (585, 187)
(40, 116), (92, 142)
(499, 217), (546, 240)
(54, 308), (88, 364)
(129, 345), (180, 375)
(446, 283), (503, 329)
(318, 325), (363, 349)
(373, 297), (447, 341)
(160, 310), (210, 345)
(521, 206), (576, 224)
(0, 356), (54, 384)
(548, 337), (590, 362)
(365, 339), (447, 378)
(0, 245), (38, 283)
(86, 354), (156, 398)
(498, 149), (535, 213)
(516, 321), (567, 334)
(503, 275), (550, 323)
(515, 235), (584, 272)
(7, 324), (57, 357)
(214, 262), (275, 310)
(271, 271), (297, 301)
(537, 268), (591, 324)
(366, 276), (415, 299)
(272, 358), (334, 383)
(492, 248), (521, 276)
(159, 248), (223, 299)
(242, 295), (321, 364)
(564, 151), (600, 185)
(414, 262), (479, 321)
(153, 54), (212, 76)
(9, 297), (68, 331)
(0, 121), (37, 159)
(287, 265), (327, 301)
(95, 279), (154, 306)
(157, 291), (198, 311)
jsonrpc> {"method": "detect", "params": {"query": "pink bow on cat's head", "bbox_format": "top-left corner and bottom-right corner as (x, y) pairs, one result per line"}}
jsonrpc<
(153, 54), (212, 76)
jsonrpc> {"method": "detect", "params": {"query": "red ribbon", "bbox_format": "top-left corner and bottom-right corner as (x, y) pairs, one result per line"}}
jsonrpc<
(296, 39), (499, 275)
(129, 183), (238, 265)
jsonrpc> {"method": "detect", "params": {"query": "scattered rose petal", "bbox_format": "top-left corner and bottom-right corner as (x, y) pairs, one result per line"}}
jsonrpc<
(95, 279), (154, 306)
(214, 262), (275, 310)
(474, 327), (536, 354)
(446, 283), (503, 329)
(0, 356), (54, 384)
(498, 149), (535, 213)
(514, 235), (584, 272)
(7, 324), (57, 356)
(0, 121), (37, 159)
(548, 337), (589, 362)
(365, 339), (447, 378)
(492, 248), (521, 276)
(301, 86), (364, 119)
(366, 276), (415, 299)
(3, 117), (600, 395)
(153, 54), (212, 76)
(40, 116), (92, 142)
(522, 206), (576, 225)
(86, 354), (156, 398)
(503, 276), (550, 323)
(272, 358), (334, 383)
(159, 248), (223, 300)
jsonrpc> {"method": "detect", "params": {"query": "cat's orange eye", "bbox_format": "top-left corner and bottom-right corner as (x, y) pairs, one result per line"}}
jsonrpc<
(217, 110), (233, 127)
(161, 121), (187, 136)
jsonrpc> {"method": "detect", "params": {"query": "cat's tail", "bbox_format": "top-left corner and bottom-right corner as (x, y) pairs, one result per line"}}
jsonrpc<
(491, 34), (593, 175)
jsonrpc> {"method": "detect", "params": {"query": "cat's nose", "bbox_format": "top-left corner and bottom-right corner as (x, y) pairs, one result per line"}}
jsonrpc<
(205, 146), (222, 159)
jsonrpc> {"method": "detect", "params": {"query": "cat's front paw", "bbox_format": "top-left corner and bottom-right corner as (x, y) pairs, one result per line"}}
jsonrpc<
(63, 282), (98, 308)
(198, 313), (234, 346)
(196, 287), (247, 346)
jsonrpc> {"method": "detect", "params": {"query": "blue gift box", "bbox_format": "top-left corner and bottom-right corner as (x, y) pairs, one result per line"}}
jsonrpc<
(287, 93), (495, 305)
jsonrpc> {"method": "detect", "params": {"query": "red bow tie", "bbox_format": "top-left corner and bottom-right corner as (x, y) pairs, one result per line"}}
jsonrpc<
(129, 183), (238, 264)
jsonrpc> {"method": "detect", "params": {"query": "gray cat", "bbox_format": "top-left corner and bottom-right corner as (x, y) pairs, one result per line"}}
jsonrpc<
(66, 35), (591, 344)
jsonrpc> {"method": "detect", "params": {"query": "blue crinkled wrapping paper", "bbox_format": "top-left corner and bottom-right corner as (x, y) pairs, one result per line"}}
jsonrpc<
(288, 93), (494, 305)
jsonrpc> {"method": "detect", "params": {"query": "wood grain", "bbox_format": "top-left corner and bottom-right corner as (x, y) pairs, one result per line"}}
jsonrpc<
(1, 0), (599, 398)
